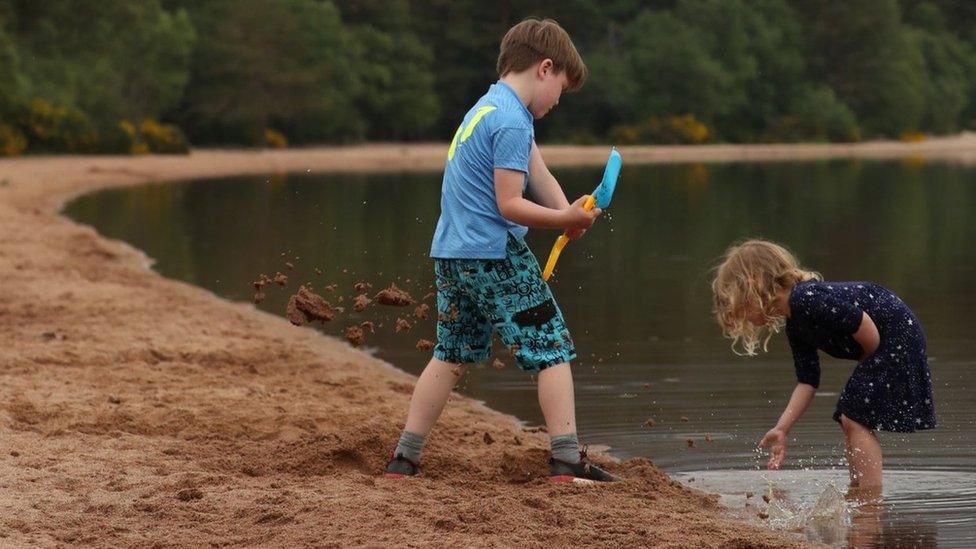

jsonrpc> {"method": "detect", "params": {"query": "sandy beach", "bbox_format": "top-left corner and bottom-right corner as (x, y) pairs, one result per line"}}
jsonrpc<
(4, 136), (976, 547)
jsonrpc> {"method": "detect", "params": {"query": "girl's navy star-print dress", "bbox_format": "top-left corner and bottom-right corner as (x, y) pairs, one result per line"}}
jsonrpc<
(786, 280), (937, 432)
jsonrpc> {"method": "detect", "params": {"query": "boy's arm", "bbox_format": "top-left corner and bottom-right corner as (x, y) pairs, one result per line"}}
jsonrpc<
(495, 168), (599, 230)
(758, 383), (816, 469)
(526, 142), (570, 210)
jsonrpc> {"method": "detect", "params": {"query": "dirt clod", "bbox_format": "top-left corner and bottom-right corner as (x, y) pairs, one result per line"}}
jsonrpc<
(353, 294), (371, 312)
(643, 419), (656, 428)
(345, 325), (365, 347)
(273, 272), (288, 286)
(253, 292), (266, 304)
(394, 317), (411, 333)
(374, 283), (415, 306)
(354, 282), (372, 292)
(360, 321), (375, 334)
(285, 286), (335, 326)
(492, 358), (506, 370)
(253, 274), (272, 291)
(413, 303), (429, 320)
(705, 433), (713, 443)
(686, 438), (695, 448)
(415, 339), (435, 351)
(285, 262), (294, 270)
(286, 296), (305, 325)
(680, 416), (689, 422)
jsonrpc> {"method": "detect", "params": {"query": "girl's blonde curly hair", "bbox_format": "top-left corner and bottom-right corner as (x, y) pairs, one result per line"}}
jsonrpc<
(711, 239), (820, 355)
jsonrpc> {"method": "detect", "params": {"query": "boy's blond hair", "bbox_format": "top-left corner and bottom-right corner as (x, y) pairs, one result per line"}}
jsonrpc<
(712, 239), (821, 355)
(496, 18), (588, 92)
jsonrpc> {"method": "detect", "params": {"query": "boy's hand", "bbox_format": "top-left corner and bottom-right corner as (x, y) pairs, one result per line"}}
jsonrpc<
(565, 228), (587, 240)
(562, 195), (602, 231)
(758, 428), (787, 470)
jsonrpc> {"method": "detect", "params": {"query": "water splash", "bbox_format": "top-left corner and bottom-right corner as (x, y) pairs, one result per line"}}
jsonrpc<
(759, 476), (851, 545)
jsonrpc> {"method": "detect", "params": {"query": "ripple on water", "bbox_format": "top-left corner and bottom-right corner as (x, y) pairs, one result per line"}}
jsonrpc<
(674, 469), (976, 548)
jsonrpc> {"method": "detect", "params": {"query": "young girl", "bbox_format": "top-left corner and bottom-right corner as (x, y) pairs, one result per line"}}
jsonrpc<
(711, 239), (936, 498)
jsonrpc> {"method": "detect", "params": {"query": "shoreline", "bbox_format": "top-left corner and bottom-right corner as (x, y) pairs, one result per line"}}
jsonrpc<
(6, 137), (974, 545)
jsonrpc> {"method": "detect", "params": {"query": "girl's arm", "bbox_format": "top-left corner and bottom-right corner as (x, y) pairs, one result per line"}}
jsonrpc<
(852, 311), (880, 361)
(495, 168), (600, 230)
(758, 383), (816, 469)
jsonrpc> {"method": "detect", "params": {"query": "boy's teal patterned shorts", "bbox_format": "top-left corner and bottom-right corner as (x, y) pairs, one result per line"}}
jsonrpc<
(433, 236), (577, 373)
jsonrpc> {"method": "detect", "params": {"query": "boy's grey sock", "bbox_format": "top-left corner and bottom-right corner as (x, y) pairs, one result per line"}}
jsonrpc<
(550, 432), (581, 463)
(394, 430), (425, 463)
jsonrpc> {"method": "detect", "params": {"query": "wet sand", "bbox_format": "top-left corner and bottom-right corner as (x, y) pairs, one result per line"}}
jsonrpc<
(6, 137), (976, 546)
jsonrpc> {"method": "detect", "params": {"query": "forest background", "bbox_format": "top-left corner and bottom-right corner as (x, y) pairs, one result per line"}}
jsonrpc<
(2, 0), (976, 155)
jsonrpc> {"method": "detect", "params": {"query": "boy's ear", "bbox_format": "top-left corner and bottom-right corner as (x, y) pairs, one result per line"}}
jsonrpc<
(538, 58), (554, 77)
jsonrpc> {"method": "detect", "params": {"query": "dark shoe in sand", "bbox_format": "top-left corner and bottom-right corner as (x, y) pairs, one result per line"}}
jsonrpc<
(549, 448), (620, 484)
(383, 453), (420, 478)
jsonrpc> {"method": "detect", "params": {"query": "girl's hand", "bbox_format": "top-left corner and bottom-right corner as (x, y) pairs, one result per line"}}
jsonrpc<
(561, 195), (602, 231)
(758, 428), (788, 469)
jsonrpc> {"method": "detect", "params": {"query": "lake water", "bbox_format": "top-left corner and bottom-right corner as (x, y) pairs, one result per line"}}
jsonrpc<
(66, 159), (976, 547)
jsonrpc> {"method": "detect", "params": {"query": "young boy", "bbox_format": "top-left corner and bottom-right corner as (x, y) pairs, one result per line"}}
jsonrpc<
(384, 17), (618, 483)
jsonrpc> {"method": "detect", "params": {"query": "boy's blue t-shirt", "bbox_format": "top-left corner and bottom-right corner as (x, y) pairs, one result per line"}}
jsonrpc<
(430, 81), (533, 259)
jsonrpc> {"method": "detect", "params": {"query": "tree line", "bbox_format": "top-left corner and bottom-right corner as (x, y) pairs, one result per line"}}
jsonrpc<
(1, 0), (975, 155)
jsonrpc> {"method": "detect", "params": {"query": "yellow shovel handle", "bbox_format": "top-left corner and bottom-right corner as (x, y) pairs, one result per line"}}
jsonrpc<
(542, 234), (570, 281)
(541, 195), (596, 281)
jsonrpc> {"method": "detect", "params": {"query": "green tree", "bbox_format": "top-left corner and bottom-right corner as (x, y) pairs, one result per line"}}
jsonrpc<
(905, 2), (976, 133)
(3, 0), (194, 124)
(624, 9), (732, 124)
(342, 1), (439, 140)
(0, 7), (25, 116)
(176, 0), (362, 144)
(796, 0), (927, 136)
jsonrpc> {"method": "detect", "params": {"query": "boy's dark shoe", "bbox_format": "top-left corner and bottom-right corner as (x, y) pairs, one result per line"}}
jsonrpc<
(383, 453), (420, 478)
(549, 449), (620, 484)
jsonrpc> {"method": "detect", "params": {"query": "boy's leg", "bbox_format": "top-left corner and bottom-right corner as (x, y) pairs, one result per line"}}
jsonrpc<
(540, 363), (617, 481)
(539, 362), (608, 475)
(537, 362), (576, 436)
(386, 257), (488, 477)
(386, 358), (468, 477)
(473, 237), (616, 481)
(404, 357), (469, 436)
(840, 414), (883, 495)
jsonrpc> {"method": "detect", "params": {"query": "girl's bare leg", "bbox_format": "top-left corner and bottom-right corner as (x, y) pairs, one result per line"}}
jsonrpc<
(840, 414), (883, 500)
